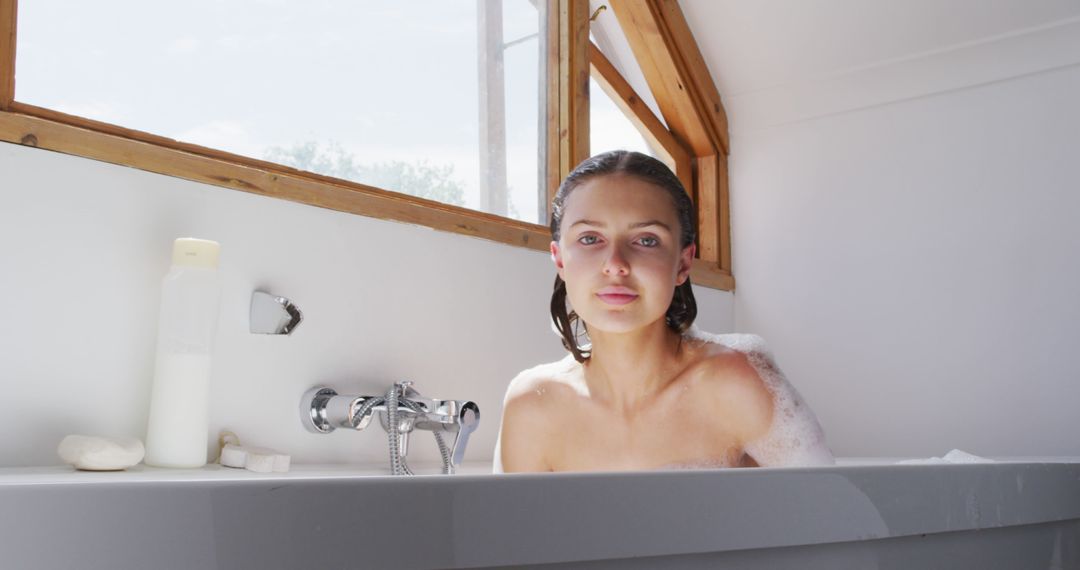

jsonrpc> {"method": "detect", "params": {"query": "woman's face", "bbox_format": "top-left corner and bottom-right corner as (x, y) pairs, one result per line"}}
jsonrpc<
(551, 174), (695, 334)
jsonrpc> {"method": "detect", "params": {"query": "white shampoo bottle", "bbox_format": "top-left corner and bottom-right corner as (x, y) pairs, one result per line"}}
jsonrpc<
(144, 238), (222, 468)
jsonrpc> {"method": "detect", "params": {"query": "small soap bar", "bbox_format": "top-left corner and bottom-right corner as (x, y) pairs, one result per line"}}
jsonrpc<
(58, 435), (145, 471)
(219, 443), (249, 468)
(219, 443), (290, 473)
(244, 447), (291, 473)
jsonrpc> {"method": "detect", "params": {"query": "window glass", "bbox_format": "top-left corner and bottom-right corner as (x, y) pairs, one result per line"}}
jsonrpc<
(15, 0), (545, 223)
(589, 77), (659, 159)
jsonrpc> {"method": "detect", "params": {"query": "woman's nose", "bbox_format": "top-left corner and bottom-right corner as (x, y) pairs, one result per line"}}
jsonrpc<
(603, 246), (630, 276)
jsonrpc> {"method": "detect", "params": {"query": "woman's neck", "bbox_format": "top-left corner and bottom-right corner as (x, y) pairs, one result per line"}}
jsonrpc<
(583, 321), (687, 415)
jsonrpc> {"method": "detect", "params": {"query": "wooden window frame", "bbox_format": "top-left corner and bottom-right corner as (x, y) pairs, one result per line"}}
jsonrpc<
(588, 42), (694, 218)
(0, 0), (733, 290)
(609, 0), (733, 287)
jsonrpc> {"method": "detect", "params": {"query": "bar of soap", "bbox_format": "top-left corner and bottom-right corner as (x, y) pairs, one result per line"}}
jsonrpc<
(57, 435), (145, 471)
(219, 443), (290, 473)
(245, 448), (291, 473)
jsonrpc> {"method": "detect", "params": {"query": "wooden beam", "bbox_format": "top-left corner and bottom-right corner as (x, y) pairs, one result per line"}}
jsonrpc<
(673, 146), (692, 206)
(695, 153), (719, 263)
(651, 0), (729, 156)
(0, 0), (15, 110)
(0, 106), (556, 242)
(589, 40), (693, 194)
(693, 152), (732, 272)
(610, 0), (728, 156)
(717, 151), (731, 272)
(691, 258), (734, 291)
(558, 0), (590, 180)
(544, 0), (560, 218)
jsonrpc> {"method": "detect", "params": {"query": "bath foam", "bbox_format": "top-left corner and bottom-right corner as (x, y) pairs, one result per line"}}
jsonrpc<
(684, 325), (835, 467)
(896, 449), (995, 465)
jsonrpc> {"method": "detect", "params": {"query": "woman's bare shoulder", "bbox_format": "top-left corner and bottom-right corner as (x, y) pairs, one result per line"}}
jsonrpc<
(683, 329), (775, 440)
(503, 354), (585, 408)
(498, 355), (583, 472)
(692, 346), (772, 400)
(683, 326), (771, 355)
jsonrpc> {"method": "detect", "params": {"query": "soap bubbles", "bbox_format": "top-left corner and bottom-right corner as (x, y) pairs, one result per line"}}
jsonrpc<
(684, 325), (835, 467)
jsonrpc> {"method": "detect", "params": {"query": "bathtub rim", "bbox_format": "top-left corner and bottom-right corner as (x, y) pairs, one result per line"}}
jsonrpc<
(1, 458), (1078, 569)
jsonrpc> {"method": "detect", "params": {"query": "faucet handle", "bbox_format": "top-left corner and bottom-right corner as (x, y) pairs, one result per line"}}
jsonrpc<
(449, 401), (480, 467)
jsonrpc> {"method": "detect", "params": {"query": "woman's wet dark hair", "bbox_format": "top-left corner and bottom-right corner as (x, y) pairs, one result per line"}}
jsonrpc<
(550, 150), (698, 363)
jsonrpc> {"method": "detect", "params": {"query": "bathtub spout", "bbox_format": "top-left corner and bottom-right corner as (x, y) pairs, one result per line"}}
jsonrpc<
(300, 383), (480, 473)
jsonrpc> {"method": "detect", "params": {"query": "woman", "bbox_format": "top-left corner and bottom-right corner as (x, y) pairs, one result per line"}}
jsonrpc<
(495, 151), (834, 472)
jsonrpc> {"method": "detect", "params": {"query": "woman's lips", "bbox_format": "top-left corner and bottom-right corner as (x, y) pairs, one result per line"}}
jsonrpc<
(597, 294), (638, 305)
(596, 287), (639, 305)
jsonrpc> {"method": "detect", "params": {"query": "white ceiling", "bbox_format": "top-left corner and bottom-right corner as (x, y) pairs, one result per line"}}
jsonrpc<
(664, 0), (1080, 132)
(680, 0), (1080, 96)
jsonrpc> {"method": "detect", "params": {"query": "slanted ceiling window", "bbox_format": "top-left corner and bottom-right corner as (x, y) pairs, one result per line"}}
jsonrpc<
(0, 0), (733, 290)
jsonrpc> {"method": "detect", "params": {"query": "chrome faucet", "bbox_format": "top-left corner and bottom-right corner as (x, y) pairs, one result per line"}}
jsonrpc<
(300, 381), (480, 475)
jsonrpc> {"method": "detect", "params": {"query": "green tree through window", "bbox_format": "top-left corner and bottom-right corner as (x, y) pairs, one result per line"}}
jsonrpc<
(265, 141), (466, 207)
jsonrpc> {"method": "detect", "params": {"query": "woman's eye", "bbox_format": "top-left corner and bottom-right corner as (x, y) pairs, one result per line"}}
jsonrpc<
(637, 236), (660, 247)
(578, 235), (599, 245)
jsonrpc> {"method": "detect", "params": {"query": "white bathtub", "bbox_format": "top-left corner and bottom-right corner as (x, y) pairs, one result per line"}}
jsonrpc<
(1, 458), (1077, 569)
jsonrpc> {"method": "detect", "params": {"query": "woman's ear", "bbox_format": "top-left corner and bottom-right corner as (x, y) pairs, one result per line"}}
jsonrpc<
(676, 243), (696, 285)
(550, 240), (565, 277)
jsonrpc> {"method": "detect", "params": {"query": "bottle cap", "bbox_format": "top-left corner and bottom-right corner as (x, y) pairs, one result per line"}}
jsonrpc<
(171, 238), (220, 268)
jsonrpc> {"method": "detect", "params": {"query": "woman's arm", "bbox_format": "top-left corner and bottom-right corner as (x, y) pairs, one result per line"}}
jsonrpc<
(723, 344), (835, 468)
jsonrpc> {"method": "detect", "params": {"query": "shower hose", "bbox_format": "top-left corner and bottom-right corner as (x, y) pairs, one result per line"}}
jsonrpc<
(350, 384), (454, 475)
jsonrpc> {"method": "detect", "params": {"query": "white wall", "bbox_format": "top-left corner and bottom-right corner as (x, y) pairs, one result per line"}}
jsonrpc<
(0, 142), (733, 468)
(729, 61), (1080, 457)
(12, 4), (1074, 468)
